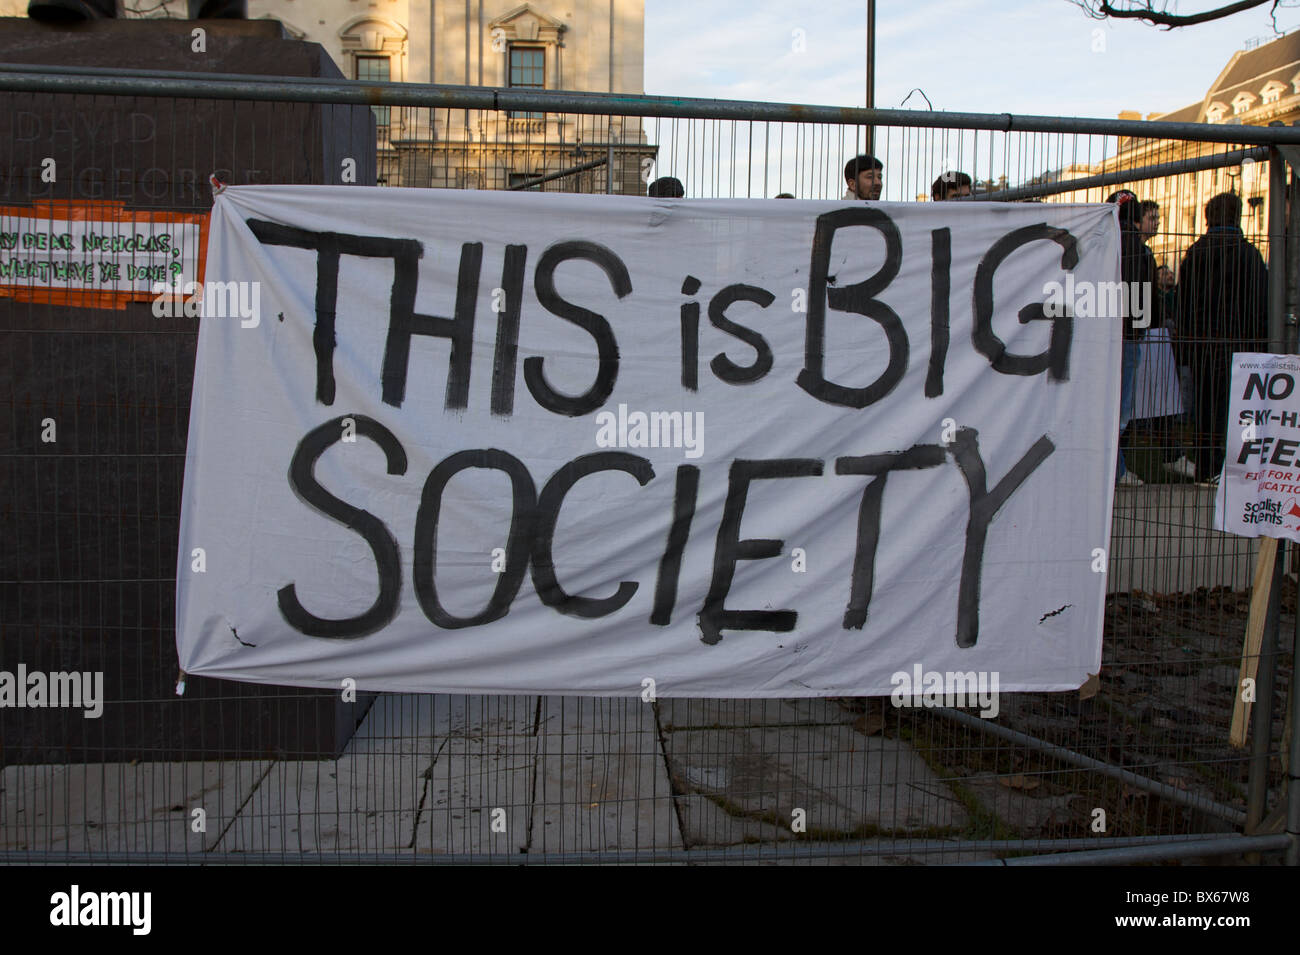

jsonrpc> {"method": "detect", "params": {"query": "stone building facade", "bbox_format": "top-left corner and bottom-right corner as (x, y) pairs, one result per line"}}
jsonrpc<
(1045, 30), (1300, 270)
(249, 0), (654, 192)
(90, 0), (657, 193)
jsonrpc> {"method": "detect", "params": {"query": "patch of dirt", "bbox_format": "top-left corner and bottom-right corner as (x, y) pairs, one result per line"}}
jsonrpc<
(833, 586), (1293, 842)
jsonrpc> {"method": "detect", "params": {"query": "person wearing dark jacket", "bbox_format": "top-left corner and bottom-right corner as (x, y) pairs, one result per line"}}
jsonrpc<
(1109, 190), (1156, 485)
(1173, 193), (1269, 483)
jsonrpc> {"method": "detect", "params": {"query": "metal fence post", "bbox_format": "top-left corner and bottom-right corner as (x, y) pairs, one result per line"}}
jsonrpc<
(1290, 599), (1300, 865)
(1246, 148), (1291, 846)
(1261, 139), (1300, 866)
(1288, 126), (1300, 354)
(1270, 145), (1287, 352)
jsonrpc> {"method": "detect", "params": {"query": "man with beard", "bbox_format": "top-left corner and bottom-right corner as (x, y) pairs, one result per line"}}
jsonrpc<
(844, 154), (883, 201)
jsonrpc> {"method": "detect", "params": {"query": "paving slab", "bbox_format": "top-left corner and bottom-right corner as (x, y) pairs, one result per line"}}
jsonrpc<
(410, 695), (538, 855)
(1109, 484), (1258, 593)
(213, 753), (425, 853)
(662, 723), (968, 843)
(213, 693), (458, 854)
(656, 697), (853, 731)
(344, 693), (443, 759)
(672, 791), (794, 847)
(0, 761), (266, 854)
(530, 696), (682, 852)
(345, 694), (537, 757)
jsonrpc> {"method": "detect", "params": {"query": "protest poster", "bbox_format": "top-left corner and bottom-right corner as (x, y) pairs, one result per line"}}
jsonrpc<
(1215, 352), (1300, 541)
(0, 200), (204, 309)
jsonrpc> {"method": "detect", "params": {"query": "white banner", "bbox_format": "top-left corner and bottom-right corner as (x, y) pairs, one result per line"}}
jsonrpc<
(176, 186), (1121, 697)
(1215, 352), (1300, 540)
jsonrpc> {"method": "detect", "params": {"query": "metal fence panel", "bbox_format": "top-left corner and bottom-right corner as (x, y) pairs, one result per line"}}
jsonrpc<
(0, 66), (1295, 865)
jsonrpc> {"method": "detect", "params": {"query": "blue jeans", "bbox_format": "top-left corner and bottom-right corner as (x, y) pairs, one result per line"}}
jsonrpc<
(1116, 341), (1140, 480)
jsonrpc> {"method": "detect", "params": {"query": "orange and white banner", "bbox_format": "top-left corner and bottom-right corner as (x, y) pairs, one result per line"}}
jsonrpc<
(0, 200), (205, 309)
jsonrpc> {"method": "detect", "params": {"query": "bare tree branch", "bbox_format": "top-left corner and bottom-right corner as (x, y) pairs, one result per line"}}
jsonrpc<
(1070, 0), (1280, 28)
(125, 0), (185, 17)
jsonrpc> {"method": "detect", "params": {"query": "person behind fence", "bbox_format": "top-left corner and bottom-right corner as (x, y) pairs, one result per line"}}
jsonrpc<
(1172, 192), (1269, 485)
(1149, 262), (1198, 477)
(1107, 189), (1154, 486)
(648, 176), (685, 198)
(931, 170), (972, 201)
(843, 154), (883, 200)
(1129, 199), (1182, 478)
(1156, 264), (1175, 296)
(1128, 260), (1188, 477)
(1155, 264), (1179, 336)
(1138, 200), (1160, 242)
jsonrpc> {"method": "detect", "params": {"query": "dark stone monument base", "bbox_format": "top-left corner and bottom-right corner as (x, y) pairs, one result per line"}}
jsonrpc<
(0, 17), (379, 764)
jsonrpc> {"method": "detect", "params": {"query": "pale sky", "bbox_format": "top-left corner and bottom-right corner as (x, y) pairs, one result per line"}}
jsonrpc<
(645, 0), (1300, 119)
(642, 0), (1300, 198)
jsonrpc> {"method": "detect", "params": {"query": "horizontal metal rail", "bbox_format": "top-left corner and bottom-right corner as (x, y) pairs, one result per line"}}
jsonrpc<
(2, 62), (1300, 145)
(972, 145), (1272, 201)
(965, 833), (1291, 866)
(0, 833), (1272, 866)
(934, 707), (1248, 825)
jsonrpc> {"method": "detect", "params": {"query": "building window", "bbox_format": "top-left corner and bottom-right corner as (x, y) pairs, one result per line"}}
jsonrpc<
(1262, 81), (1285, 105)
(1232, 92), (1254, 115)
(508, 46), (544, 119)
(356, 55), (391, 129)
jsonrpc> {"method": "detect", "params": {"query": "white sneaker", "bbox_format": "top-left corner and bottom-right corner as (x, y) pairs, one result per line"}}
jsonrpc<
(1162, 455), (1196, 479)
(1117, 472), (1145, 486)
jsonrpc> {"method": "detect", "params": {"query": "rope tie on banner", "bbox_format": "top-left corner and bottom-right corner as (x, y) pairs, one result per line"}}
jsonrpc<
(175, 669), (187, 696)
(209, 173), (227, 197)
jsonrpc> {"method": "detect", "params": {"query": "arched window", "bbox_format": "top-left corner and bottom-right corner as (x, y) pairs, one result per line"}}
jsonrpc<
(339, 16), (409, 130)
